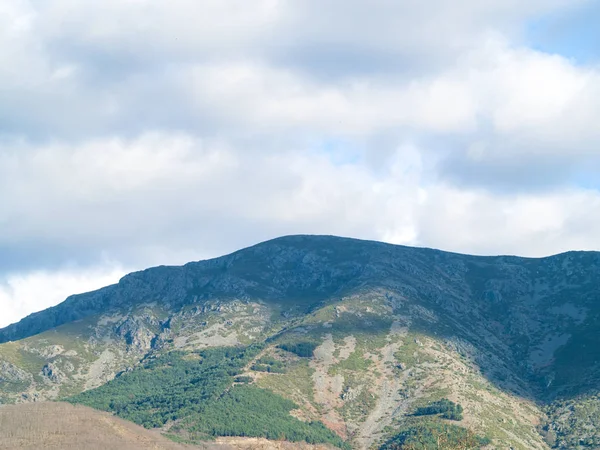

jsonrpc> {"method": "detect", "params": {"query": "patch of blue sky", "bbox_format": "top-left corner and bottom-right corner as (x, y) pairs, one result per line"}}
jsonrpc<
(317, 137), (362, 166)
(526, 2), (600, 65)
(572, 169), (600, 191)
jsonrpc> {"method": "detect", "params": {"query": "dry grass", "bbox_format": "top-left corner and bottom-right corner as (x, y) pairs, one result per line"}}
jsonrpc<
(215, 437), (334, 450)
(0, 402), (333, 450)
(0, 402), (207, 450)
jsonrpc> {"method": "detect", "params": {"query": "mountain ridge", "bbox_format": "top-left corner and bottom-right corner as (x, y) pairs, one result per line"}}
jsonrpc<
(3, 234), (597, 343)
(1, 234), (600, 449)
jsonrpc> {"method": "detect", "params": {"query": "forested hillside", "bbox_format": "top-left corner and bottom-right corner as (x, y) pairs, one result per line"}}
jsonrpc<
(1, 235), (599, 449)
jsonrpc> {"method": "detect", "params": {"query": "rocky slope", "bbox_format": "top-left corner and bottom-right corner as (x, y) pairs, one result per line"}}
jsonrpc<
(0, 235), (599, 449)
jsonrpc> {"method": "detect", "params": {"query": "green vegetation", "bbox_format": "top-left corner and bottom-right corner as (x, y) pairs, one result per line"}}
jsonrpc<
(179, 385), (349, 447)
(68, 346), (347, 448)
(544, 393), (600, 448)
(380, 421), (490, 450)
(0, 342), (47, 379)
(234, 375), (253, 383)
(340, 385), (377, 422)
(255, 360), (317, 411)
(330, 348), (372, 374)
(6, 236), (600, 450)
(69, 347), (255, 427)
(414, 399), (464, 421)
(277, 342), (318, 358)
(394, 335), (435, 369)
(251, 356), (286, 373)
(328, 313), (392, 349)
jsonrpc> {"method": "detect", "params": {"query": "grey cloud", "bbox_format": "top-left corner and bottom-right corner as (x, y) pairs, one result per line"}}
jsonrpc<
(0, 138), (395, 273)
(0, 0), (592, 146)
(0, 0), (599, 284)
(37, 0), (575, 82)
(432, 130), (600, 193)
(439, 153), (577, 193)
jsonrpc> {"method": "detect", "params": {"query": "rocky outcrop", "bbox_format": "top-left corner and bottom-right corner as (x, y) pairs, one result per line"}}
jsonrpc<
(41, 362), (65, 383)
(116, 317), (156, 352)
(0, 235), (599, 448)
(0, 360), (32, 383)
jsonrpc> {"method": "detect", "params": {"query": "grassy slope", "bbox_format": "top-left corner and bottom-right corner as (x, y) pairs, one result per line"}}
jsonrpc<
(2, 236), (600, 449)
(68, 347), (348, 449)
(0, 402), (197, 450)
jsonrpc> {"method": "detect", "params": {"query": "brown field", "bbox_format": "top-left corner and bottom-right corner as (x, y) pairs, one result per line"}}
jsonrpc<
(214, 438), (333, 450)
(0, 402), (212, 450)
(0, 402), (335, 450)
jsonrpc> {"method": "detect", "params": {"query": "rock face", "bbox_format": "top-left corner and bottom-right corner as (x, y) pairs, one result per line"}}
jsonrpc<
(41, 363), (65, 384)
(116, 317), (156, 352)
(0, 361), (32, 383)
(0, 235), (599, 449)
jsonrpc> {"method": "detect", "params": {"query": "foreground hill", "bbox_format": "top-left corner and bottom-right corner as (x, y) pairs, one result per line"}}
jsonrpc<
(0, 402), (333, 450)
(0, 402), (204, 449)
(0, 235), (599, 449)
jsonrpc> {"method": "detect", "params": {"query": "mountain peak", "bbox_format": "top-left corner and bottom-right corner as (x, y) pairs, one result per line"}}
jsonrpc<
(1, 235), (600, 448)
(1, 235), (598, 344)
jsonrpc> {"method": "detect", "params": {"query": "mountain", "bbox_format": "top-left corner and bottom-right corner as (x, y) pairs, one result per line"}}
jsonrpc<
(1, 235), (599, 449)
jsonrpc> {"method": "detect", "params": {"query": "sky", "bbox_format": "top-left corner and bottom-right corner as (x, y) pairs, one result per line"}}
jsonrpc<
(1, 0), (600, 328)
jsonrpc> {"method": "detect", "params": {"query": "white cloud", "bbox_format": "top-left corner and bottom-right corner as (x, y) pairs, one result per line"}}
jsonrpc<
(2, 132), (598, 260)
(31, 0), (583, 69)
(0, 264), (128, 328)
(416, 186), (600, 256)
(1, 0), (599, 325)
(3, 134), (600, 326)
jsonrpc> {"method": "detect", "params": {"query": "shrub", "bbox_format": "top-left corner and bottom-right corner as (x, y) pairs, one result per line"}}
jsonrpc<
(380, 421), (489, 450)
(414, 399), (464, 421)
(68, 346), (347, 448)
(277, 342), (318, 358)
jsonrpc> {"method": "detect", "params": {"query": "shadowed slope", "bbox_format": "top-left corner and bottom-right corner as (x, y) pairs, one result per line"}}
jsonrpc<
(1, 234), (600, 401)
(1, 235), (600, 448)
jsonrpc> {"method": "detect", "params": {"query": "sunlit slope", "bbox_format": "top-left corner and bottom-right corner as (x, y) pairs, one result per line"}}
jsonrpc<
(0, 235), (599, 449)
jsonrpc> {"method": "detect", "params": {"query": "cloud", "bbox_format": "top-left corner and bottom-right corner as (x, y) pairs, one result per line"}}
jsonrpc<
(1, 130), (600, 324)
(416, 185), (600, 256)
(0, 134), (418, 271)
(0, 0), (599, 324)
(0, 0), (592, 139)
(0, 264), (127, 328)
(2, 133), (598, 269)
(31, 0), (586, 76)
